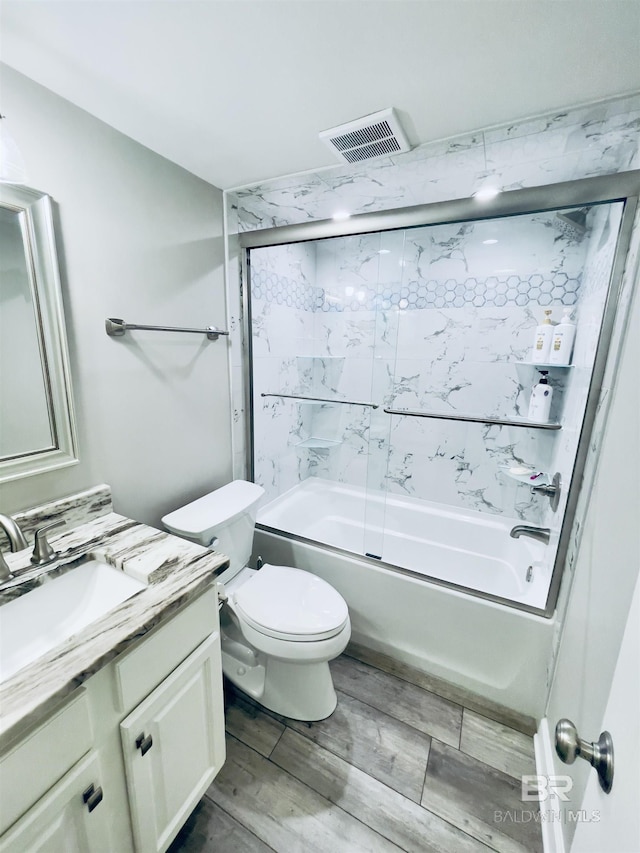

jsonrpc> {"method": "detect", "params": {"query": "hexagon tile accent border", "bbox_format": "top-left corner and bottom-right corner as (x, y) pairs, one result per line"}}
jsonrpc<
(251, 268), (580, 312)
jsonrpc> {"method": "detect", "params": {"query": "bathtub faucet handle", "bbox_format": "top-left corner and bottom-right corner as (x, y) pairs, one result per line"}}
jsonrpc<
(531, 472), (561, 512)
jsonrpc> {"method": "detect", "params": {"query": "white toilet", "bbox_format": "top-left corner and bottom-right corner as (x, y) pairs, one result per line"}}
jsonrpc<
(162, 480), (351, 721)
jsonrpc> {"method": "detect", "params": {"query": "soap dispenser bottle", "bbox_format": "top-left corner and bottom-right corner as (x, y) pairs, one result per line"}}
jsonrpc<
(531, 309), (554, 363)
(527, 370), (553, 422)
(549, 307), (576, 365)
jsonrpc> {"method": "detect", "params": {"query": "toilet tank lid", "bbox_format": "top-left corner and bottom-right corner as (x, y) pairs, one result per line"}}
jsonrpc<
(162, 480), (265, 539)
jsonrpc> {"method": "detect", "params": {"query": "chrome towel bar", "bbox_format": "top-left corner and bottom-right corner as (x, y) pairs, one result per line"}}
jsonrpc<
(383, 408), (561, 430)
(105, 318), (229, 341)
(261, 393), (379, 409)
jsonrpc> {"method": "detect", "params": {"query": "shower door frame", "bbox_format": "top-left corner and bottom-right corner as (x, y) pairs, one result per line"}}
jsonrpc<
(239, 170), (640, 618)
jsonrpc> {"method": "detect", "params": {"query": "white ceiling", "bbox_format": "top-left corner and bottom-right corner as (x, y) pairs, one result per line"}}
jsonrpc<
(2, 1), (639, 190)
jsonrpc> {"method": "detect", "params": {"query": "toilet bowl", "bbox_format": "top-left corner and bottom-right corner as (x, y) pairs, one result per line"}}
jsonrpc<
(162, 480), (350, 721)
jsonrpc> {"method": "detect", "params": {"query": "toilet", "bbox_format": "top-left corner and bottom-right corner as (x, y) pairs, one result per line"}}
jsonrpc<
(162, 480), (350, 721)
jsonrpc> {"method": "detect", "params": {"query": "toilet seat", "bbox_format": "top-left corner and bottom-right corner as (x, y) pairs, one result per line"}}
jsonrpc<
(231, 564), (349, 642)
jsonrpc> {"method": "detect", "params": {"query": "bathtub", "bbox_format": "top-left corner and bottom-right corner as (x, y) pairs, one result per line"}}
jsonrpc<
(254, 477), (556, 719)
(257, 477), (549, 608)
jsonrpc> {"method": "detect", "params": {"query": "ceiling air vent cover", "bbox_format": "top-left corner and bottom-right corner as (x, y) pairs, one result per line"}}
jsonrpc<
(320, 108), (411, 164)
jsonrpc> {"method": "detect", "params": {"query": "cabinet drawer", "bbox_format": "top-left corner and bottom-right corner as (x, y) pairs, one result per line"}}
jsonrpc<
(114, 586), (217, 713)
(0, 690), (92, 834)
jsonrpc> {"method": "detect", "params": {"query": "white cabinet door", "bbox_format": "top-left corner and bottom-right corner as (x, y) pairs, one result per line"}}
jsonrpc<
(120, 632), (225, 853)
(0, 752), (112, 853)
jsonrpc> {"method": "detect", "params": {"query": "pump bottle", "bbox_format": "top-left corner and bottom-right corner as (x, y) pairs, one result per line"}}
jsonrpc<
(531, 309), (554, 363)
(549, 307), (576, 365)
(527, 370), (553, 422)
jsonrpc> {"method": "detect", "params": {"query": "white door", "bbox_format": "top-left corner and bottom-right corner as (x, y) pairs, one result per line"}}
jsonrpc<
(541, 262), (639, 852)
(570, 575), (640, 853)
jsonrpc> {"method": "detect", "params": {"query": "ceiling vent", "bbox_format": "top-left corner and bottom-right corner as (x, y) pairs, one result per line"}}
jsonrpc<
(319, 108), (411, 165)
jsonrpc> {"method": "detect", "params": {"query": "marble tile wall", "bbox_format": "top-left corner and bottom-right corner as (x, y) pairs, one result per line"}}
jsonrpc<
(251, 243), (316, 503)
(543, 201), (625, 533)
(249, 204), (623, 526)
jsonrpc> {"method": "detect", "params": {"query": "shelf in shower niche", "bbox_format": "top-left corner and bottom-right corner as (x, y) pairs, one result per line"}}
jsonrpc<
(295, 438), (342, 449)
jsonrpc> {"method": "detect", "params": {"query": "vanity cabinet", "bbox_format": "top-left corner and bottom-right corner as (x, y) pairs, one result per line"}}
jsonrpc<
(0, 585), (225, 853)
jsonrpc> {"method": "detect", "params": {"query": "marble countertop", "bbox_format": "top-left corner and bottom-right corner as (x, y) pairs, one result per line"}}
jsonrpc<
(0, 509), (229, 743)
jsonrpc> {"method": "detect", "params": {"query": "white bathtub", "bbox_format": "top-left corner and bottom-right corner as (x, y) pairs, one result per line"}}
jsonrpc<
(258, 477), (549, 608)
(255, 477), (556, 719)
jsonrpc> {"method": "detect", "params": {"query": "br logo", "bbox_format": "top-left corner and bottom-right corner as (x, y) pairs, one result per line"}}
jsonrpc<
(521, 775), (573, 802)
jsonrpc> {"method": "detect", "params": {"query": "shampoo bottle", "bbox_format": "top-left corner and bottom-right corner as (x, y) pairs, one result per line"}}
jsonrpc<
(527, 370), (553, 422)
(531, 309), (554, 363)
(549, 307), (576, 365)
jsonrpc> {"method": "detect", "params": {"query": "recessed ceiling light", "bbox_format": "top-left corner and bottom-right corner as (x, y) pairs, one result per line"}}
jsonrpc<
(483, 239), (499, 245)
(378, 249), (391, 254)
(332, 211), (351, 221)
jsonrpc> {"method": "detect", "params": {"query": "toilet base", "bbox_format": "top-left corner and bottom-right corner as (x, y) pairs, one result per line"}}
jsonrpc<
(222, 651), (338, 721)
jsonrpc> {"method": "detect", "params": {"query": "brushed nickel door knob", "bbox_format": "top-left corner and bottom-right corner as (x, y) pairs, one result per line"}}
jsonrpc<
(555, 718), (614, 793)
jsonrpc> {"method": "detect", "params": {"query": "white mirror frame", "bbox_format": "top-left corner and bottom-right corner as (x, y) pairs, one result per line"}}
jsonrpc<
(0, 184), (78, 483)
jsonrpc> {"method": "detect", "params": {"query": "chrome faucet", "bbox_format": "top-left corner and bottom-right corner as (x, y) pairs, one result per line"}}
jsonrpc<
(510, 525), (551, 544)
(0, 513), (28, 552)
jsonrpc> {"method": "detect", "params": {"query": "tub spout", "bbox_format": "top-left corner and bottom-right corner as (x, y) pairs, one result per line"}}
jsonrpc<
(510, 525), (551, 545)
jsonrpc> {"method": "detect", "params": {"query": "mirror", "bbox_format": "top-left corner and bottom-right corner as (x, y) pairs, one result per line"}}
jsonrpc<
(0, 184), (78, 482)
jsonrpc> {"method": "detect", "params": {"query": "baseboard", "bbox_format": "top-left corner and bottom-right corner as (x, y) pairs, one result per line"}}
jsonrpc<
(346, 639), (538, 735)
(534, 718), (567, 853)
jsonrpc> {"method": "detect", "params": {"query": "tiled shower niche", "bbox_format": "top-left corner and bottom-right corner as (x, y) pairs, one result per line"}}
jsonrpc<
(249, 201), (624, 606)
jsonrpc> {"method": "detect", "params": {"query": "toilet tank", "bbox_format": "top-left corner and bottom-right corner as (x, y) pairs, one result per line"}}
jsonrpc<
(162, 480), (265, 573)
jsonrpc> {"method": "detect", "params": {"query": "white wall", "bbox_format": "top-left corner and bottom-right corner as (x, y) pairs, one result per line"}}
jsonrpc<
(0, 65), (232, 528)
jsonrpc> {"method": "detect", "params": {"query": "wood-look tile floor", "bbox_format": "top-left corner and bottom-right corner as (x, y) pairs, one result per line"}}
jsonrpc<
(169, 651), (542, 853)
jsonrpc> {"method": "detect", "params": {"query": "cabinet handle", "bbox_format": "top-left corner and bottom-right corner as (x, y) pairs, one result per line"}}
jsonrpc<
(82, 783), (104, 812)
(135, 732), (153, 756)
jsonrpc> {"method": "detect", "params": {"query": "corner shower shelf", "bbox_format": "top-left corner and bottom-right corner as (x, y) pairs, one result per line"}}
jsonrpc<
(295, 355), (345, 360)
(499, 465), (550, 485)
(383, 408), (562, 430)
(515, 362), (574, 369)
(295, 438), (342, 449)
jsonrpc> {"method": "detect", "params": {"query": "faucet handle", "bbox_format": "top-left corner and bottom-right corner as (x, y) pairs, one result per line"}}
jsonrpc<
(0, 550), (12, 582)
(30, 521), (65, 567)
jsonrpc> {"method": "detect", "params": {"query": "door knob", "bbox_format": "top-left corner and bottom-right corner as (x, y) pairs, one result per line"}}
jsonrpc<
(555, 718), (614, 793)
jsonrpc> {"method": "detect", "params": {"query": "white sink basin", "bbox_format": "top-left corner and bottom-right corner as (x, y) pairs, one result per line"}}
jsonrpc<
(0, 560), (146, 683)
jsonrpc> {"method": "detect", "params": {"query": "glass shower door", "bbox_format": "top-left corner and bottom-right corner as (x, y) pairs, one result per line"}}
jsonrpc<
(249, 233), (391, 558)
